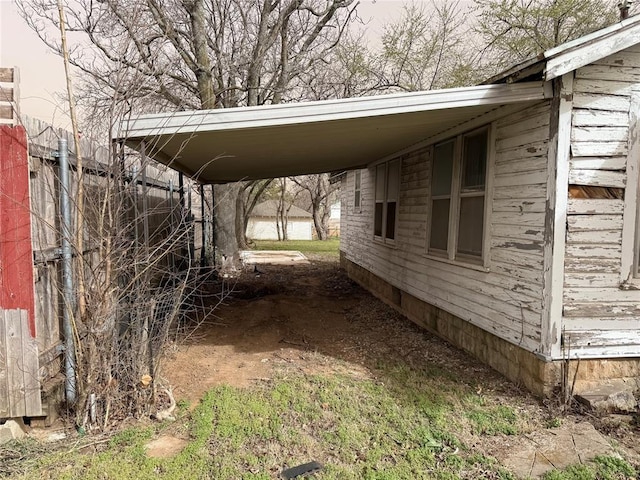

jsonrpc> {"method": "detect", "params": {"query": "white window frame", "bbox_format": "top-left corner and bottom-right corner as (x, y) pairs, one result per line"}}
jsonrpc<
(354, 170), (362, 212)
(426, 125), (493, 269)
(373, 159), (400, 244)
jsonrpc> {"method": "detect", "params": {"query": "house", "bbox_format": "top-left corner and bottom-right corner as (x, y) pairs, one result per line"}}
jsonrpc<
(247, 200), (313, 240)
(119, 15), (640, 397)
(339, 19), (640, 396)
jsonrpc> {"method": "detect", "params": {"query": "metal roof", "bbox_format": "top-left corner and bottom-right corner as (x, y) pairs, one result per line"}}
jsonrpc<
(117, 82), (549, 184)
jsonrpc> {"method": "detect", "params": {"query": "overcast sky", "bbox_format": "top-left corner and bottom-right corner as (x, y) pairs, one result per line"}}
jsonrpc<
(0, 0), (472, 127)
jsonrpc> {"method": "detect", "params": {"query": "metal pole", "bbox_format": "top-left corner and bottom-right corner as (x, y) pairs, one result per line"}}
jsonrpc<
(132, 165), (139, 262)
(58, 137), (77, 405)
(200, 184), (206, 267)
(187, 183), (194, 264)
(178, 173), (186, 269)
(140, 142), (149, 260)
(168, 179), (175, 272)
(210, 184), (216, 266)
(139, 143), (153, 386)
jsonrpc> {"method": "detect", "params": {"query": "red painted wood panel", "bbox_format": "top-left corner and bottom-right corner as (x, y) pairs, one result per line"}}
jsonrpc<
(0, 125), (36, 337)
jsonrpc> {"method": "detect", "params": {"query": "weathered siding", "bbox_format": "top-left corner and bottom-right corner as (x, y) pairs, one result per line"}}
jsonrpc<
(563, 45), (640, 357)
(341, 102), (551, 354)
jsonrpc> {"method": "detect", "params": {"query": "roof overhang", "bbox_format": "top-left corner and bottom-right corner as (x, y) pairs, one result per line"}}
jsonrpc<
(117, 81), (551, 184)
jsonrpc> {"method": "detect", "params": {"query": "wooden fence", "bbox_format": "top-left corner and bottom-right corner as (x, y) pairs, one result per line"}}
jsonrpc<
(1, 115), (209, 419)
(0, 125), (42, 417)
(25, 117), (208, 416)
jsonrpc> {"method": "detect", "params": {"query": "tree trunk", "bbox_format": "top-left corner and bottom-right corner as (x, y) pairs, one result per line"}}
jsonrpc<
(312, 199), (327, 240)
(235, 185), (249, 249)
(242, 179), (273, 236)
(213, 183), (241, 257)
(189, 0), (217, 109)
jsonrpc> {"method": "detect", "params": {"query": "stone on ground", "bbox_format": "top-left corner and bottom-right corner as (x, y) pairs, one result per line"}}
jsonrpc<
(144, 435), (188, 458)
(0, 418), (27, 444)
(501, 422), (613, 478)
(575, 381), (637, 413)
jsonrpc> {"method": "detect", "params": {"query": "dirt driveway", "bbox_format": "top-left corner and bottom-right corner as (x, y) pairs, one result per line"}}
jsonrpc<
(162, 257), (639, 477)
(164, 257), (513, 405)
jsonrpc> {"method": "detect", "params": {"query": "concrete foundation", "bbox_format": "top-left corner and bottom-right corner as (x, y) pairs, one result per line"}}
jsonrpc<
(341, 254), (640, 398)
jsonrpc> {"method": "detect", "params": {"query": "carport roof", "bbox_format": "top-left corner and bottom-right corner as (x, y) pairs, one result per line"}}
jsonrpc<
(116, 81), (550, 184)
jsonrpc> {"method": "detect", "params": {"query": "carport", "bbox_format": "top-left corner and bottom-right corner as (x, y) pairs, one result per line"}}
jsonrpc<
(115, 82), (550, 183)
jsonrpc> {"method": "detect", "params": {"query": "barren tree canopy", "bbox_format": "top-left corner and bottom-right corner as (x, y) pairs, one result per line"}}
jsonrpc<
(20, 0), (358, 112)
(474, 0), (624, 69)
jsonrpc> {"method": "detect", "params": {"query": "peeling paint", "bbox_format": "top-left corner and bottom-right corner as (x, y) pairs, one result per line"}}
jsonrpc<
(502, 242), (543, 251)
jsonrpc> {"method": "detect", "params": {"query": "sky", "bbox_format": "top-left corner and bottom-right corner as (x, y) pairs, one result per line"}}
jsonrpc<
(0, 0), (472, 127)
(0, 0), (72, 128)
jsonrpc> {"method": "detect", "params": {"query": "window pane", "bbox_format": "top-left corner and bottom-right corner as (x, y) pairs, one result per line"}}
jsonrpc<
(375, 164), (385, 200)
(461, 130), (488, 190)
(374, 202), (383, 237)
(386, 201), (396, 240)
(355, 171), (361, 190)
(355, 191), (361, 208)
(430, 199), (450, 251)
(457, 196), (485, 257)
(387, 160), (400, 201)
(432, 140), (454, 196)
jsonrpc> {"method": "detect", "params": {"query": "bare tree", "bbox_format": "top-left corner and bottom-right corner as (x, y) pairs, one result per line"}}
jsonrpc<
(303, 0), (482, 99)
(473, 0), (628, 71)
(374, 1), (478, 91)
(299, 29), (374, 100)
(291, 173), (337, 240)
(20, 0), (358, 256)
(237, 179), (273, 246)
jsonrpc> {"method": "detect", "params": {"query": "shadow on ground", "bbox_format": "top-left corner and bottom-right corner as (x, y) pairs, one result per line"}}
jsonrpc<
(163, 258), (638, 477)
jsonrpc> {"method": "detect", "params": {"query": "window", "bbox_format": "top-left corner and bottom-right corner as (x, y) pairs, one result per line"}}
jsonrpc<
(428, 127), (489, 263)
(374, 160), (400, 242)
(354, 171), (362, 211)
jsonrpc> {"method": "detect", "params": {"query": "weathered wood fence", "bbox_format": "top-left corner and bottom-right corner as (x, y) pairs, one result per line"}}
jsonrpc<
(1, 65), (210, 418)
(0, 124), (42, 417)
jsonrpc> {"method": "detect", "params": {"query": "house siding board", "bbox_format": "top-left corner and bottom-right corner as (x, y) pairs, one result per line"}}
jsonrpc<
(341, 102), (551, 356)
(563, 46), (640, 358)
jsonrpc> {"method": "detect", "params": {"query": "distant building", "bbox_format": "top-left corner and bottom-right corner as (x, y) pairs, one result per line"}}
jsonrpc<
(247, 200), (313, 240)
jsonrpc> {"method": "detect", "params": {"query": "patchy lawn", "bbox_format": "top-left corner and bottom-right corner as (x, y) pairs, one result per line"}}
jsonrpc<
(252, 238), (340, 257)
(2, 259), (638, 479)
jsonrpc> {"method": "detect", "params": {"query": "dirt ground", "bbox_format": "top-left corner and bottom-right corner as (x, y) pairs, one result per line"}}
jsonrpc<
(164, 256), (516, 406)
(162, 256), (640, 472)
